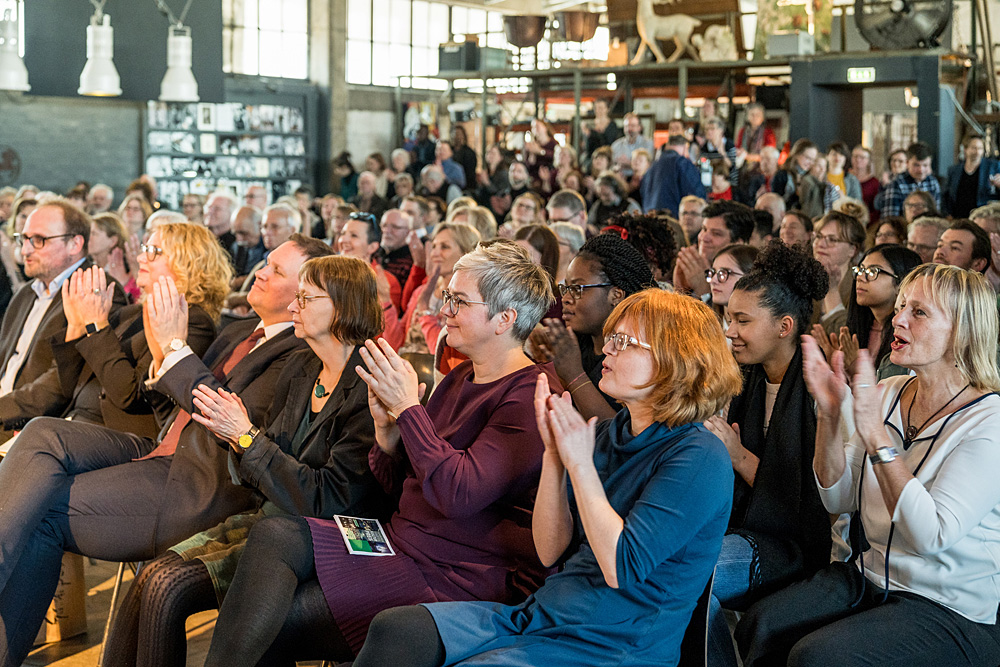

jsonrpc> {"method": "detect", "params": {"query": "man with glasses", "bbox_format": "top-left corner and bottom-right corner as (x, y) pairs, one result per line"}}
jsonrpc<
(546, 189), (589, 233)
(906, 217), (947, 264)
(229, 206), (266, 290)
(881, 141), (942, 218)
(377, 209), (415, 288)
(0, 199), (126, 442)
(243, 185), (268, 211)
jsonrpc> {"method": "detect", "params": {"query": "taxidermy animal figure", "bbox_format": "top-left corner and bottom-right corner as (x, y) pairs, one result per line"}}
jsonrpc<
(631, 0), (702, 64)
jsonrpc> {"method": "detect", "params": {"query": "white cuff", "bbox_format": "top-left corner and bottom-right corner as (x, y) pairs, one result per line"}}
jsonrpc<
(144, 346), (194, 388)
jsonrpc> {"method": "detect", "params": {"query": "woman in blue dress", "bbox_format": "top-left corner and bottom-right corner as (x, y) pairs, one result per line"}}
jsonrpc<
(347, 287), (744, 667)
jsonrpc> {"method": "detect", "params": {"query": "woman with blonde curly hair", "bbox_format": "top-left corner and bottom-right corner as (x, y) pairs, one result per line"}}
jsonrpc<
(52, 221), (230, 437)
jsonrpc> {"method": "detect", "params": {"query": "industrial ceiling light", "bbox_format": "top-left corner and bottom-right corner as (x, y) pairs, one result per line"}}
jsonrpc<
(0, 9), (29, 92)
(159, 24), (198, 102)
(78, 9), (122, 97)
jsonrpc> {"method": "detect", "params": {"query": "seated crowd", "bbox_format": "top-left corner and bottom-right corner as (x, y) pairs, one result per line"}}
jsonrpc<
(0, 106), (999, 667)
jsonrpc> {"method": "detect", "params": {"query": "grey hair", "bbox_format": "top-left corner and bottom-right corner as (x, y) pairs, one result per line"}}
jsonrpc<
(452, 241), (553, 342)
(970, 204), (1000, 225)
(551, 222), (585, 254)
(909, 216), (948, 237)
(264, 203), (303, 232)
(390, 148), (411, 166)
(394, 172), (414, 186)
(704, 116), (725, 131)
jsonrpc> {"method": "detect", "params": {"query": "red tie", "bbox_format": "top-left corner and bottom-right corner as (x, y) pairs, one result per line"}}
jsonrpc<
(140, 328), (266, 459)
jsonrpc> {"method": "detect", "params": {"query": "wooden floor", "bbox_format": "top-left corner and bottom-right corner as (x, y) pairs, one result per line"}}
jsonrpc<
(22, 558), (217, 667)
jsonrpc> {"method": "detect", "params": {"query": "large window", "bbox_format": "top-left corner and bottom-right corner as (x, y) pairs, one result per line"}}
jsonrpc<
(223, 0), (309, 79)
(346, 0), (610, 91)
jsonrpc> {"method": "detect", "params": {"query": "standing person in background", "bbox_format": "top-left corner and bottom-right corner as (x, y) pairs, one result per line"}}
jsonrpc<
(582, 98), (623, 170)
(945, 133), (1000, 219)
(735, 102), (776, 163)
(701, 117), (739, 188)
(640, 135), (705, 216)
(826, 142), (862, 201)
(851, 145), (881, 224)
(880, 141), (941, 218)
(523, 118), (557, 188)
(474, 144), (510, 208)
(611, 113), (654, 180)
(333, 152), (360, 202)
(365, 153), (392, 199)
(451, 126), (479, 192)
(810, 211), (866, 336)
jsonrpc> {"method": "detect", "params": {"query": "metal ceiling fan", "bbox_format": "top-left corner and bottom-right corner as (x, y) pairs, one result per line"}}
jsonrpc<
(855, 0), (952, 49)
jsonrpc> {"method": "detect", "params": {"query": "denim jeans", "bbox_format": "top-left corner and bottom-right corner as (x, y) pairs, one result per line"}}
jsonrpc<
(708, 533), (755, 667)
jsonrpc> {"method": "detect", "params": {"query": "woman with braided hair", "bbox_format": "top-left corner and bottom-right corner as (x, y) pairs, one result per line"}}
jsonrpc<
(528, 234), (655, 421)
(703, 240), (842, 667)
(601, 212), (679, 284)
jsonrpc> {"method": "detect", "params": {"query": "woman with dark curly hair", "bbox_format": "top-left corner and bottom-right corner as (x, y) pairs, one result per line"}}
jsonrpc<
(703, 240), (837, 667)
(866, 215), (907, 249)
(587, 172), (640, 228)
(601, 212), (679, 283)
(528, 234), (655, 421)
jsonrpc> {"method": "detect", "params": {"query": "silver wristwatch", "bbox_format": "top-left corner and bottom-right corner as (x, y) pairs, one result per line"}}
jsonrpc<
(869, 446), (899, 465)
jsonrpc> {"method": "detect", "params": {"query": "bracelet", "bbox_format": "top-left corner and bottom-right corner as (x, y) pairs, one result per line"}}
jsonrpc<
(563, 371), (587, 390)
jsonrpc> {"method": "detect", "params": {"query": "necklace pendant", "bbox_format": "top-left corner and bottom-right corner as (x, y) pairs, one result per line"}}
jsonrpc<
(314, 379), (327, 398)
(904, 425), (917, 441)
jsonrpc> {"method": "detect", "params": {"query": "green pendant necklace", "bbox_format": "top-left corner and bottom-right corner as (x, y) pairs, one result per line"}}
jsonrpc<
(314, 376), (329, 398)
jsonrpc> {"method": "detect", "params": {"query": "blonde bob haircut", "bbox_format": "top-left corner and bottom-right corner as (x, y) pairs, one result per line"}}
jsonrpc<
(604, 288), (743, 427)
(298, 255), (384, 345)
(431, 221), (481, 255)
(896, 264), (1000, 392)
(155, 222), (233, 321)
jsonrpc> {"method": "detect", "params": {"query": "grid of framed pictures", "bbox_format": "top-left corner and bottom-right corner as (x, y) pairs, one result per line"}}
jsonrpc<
(145, 101), (309, 210)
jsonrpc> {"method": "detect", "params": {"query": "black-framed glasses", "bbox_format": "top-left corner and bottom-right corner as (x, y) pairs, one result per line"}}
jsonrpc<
(813, 233), (849, 246)
(13, 233), (74, 249)
(852, 264), (899, 282)
(349, 212), (377, 224)
(604, 332), (652, 352)
(440, 289), (487, 314)
(705, 268), (743, 284)
(293, 291), (332, 309)
(557, 282), (612, 300)
(139, 244), (164, 261)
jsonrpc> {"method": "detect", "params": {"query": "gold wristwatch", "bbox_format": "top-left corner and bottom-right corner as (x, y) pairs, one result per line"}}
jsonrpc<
(237, 425), (261, 450)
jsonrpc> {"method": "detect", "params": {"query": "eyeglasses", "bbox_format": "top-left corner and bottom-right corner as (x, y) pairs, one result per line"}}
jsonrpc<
(294, 291), (332, 309)
(704, 268), (743, 283)
(139, 243), (164, 261)
(604, 332), (652, 352)
(903, 202), (928, 210)
(440, 289), (487, 314)
(813, 233), (849, 246)
(907, 241), (936, 255)
(350, 212), (377, 224)
(558, 282), (612, 300)
(13, 233), (74, 249)
(852, 264), (899, 282)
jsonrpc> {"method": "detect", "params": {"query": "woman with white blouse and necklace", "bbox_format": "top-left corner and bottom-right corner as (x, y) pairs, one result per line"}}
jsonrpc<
(737, 263), (1000, 667)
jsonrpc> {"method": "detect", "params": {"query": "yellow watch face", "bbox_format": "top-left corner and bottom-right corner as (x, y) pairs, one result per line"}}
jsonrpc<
(238, 433), (253, 449)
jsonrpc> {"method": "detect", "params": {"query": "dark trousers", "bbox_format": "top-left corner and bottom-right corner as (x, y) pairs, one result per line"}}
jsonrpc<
(736, 562), (1000, 667)
(0, 417), (170, 667)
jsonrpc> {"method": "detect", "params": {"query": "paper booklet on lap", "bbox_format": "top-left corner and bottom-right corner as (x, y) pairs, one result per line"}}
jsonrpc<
(333, 515), (395, 556)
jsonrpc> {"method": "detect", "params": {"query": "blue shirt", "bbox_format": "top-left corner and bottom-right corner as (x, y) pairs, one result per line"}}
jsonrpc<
(425, 410), (733, 667)
(641, 149), (706, 216)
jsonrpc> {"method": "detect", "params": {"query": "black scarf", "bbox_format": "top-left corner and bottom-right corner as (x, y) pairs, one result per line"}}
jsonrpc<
(725, 347), (831, 599)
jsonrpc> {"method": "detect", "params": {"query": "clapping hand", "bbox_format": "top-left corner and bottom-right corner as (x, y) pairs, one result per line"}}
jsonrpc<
(190, 385), (252, 451)
(356, 338), (424, 418)
(62, 266), (114, 341)
(849, 348), (887, 453)
(704, 416), (746, 467)
(144, 275), (189, 366)
(673, 246), (710, 295)
(533, 319), (584, 384)
(801, 334), (849, 419)
(406, 231), (426, 269)
(538, 382), (597, 471)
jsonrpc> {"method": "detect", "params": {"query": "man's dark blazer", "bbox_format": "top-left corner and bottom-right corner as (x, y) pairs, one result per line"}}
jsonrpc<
(235, 348), (396, 522)
(944, 158), (1000, 216)
(148, 318), (307, 552)
(0, 259), (127, 438)
(49, 304), (216, 439)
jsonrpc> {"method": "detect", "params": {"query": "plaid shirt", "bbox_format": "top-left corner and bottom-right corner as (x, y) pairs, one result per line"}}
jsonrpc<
(881, 172), (942, 217)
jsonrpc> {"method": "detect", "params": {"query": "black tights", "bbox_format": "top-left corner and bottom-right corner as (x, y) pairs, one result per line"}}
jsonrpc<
(103, 553), (215, 667)
(203, 515), (353, 667)
(351, 605), (446, 667)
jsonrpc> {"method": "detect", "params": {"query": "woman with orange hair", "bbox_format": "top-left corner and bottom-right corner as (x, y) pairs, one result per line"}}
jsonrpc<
(347, 288), (744, 667)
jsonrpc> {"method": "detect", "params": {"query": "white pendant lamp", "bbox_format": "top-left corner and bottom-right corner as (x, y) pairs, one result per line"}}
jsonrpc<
(159, 25), (198, 102)
(0, 9), (29, 92)
(78, 13), (122, 96)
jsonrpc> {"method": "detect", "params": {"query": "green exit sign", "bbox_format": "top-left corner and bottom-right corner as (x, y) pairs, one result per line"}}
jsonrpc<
(847, 67), (876, 84)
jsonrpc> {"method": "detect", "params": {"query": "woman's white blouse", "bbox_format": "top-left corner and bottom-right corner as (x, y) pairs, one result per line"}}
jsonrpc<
(817, 374), (1000, 623)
